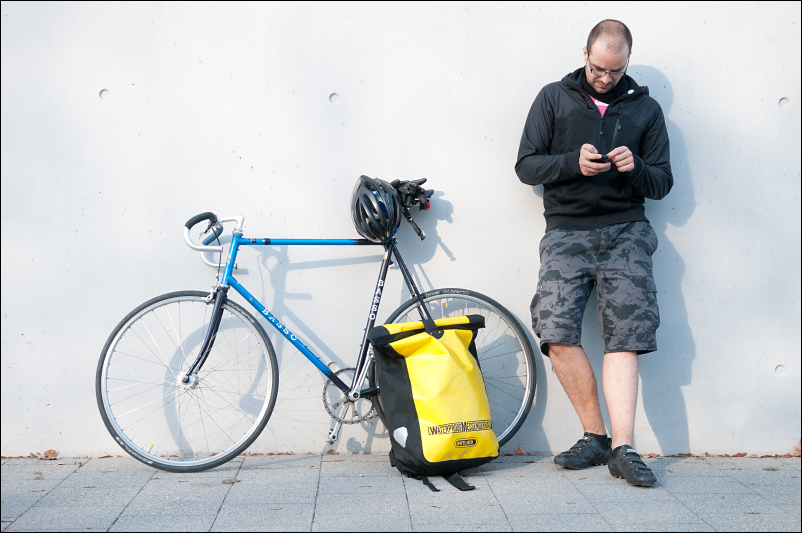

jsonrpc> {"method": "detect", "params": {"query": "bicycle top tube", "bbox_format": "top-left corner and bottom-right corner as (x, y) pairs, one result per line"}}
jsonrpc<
(240, 238), (377, 246)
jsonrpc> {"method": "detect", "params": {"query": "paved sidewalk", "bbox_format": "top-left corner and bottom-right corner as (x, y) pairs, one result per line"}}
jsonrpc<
(2, 454), (800, 532)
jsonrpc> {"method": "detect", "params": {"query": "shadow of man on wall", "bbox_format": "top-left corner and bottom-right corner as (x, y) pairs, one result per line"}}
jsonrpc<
(629, 64), (696, 456)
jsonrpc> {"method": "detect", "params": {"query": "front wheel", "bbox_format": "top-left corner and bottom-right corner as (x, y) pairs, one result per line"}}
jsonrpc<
(374, 289), (536, 447)
(96, 291), (279, 472)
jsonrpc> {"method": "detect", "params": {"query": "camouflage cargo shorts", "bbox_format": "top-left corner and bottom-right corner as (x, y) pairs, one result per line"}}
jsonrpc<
(531, 221), (660, 356)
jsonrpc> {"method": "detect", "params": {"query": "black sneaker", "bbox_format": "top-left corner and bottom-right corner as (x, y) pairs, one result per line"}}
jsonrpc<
(553, 433), (612, 469)
(608, 445), (657, 487)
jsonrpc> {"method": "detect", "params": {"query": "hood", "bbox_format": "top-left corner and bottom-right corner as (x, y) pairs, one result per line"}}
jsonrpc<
(561, 67), (649, 102)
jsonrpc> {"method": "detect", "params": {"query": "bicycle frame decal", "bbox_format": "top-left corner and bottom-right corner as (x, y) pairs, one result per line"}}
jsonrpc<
(227, 276), (342, 385)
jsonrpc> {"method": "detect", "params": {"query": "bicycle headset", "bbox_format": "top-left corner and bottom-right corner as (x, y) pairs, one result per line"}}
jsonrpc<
(350, 175), (402, 243)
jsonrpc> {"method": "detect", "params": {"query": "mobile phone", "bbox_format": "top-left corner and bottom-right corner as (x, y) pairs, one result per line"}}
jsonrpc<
(596, 154), (609, 163)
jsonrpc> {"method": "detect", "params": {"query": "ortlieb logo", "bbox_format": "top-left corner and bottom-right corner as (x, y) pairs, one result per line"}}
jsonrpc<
(426, 419), (492, 435)
(455, 438), (477, 448)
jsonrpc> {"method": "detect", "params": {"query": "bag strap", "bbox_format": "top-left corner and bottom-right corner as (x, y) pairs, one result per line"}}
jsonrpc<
(421, 476), (440, 492)
(422, 318), (444, 339)
(443, 472), (476, 491)
(369, 315), (485, 346)
(419, 473), (476, 492)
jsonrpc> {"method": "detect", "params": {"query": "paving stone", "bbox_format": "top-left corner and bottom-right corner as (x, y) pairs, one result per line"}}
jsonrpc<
(211, 503), (314, 532)
(701, 508), (802, 532)
(5, 504), (122, 531)
(506, 512), (613, 532)
(593, 500), (706, 526)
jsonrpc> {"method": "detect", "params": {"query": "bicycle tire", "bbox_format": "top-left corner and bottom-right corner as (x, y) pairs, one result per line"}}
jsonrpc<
(96, 291), (279, 472)
(372, 288), (536, 448)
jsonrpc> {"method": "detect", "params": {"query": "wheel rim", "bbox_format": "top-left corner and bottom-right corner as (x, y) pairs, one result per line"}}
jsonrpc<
(99, 295), (275, 469)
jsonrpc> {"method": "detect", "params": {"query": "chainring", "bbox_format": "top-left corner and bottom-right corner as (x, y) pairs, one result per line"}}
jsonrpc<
(322, 367), (376, 424)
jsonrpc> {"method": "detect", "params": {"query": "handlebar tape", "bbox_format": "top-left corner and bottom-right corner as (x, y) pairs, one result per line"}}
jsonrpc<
(185, 212), (218, 229)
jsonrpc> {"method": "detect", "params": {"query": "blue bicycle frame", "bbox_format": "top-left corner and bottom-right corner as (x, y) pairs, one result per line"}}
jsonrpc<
(181, 228), (432, 399)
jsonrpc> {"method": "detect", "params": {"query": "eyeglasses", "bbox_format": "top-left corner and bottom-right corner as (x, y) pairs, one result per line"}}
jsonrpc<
(586, 58), (628, 79)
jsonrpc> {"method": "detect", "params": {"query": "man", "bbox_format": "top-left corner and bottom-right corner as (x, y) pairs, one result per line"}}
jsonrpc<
(514, 19), (672, 487)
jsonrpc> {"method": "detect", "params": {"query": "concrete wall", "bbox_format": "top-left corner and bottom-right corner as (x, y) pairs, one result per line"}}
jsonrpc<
(2, 1), (800, 458)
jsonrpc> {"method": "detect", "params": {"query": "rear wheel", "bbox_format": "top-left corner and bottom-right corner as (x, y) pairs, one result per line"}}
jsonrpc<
(96, 291), (279, 472)
(371, 288), (536, 447)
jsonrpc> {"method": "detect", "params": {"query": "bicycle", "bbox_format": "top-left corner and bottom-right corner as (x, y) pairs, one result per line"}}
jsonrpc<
(96, 177), (537, 473)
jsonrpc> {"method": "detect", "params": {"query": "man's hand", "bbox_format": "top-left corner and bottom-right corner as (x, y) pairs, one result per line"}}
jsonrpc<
(579, 144), (611, 176)
(607, 146), (635, 173)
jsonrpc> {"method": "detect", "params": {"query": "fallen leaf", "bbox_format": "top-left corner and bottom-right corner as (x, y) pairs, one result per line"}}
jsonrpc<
(733, 452), (747, 457)
(326, 450), (338, 455)
(99, 454), (112, 459)
(513, 445), (531, 456)
(43, 449), (57, 459)
(222, 478), (239, 484)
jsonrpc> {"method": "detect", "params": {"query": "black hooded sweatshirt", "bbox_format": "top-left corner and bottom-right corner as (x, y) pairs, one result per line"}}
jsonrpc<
(515, 67), (673, 231)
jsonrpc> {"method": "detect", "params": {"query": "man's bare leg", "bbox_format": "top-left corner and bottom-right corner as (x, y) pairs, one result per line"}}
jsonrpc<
(602, 351), (638, 449)
(549, 343), (607, 435)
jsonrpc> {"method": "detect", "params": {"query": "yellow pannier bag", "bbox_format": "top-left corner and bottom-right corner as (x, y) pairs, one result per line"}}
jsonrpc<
(369, 315), (498, 491)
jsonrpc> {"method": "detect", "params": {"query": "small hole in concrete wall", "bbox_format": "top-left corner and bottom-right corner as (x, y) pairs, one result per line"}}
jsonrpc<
(775, 365), (786, 375)
(329, 93), (340, 104)
(99, 89), (110, 100)
(778, 97), (790, 108)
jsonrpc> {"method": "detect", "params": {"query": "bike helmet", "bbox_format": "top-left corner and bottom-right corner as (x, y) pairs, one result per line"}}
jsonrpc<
(351, 175), (402, 243)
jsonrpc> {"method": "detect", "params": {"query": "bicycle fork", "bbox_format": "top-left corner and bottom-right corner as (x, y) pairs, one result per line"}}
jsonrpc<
(180, 285), (229, 387)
